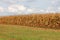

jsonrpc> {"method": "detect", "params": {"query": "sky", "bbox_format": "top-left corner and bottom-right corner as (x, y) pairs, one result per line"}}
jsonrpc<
(0, 0), (60, 16)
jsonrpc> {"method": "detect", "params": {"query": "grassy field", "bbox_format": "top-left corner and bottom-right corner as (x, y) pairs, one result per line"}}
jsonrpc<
(0, 24), (60, 40)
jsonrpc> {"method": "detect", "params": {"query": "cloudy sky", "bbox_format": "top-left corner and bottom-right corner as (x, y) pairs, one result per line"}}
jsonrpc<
(0, 0), (60, 16)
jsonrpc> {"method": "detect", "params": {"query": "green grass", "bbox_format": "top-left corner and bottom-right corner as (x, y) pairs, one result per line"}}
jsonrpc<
(0, 24), (60, 40)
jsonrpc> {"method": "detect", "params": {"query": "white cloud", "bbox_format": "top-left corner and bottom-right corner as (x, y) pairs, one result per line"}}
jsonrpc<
(51, 0), (60, 7)
(0, 7), (4, 12)
(57, 7), (60, 12)
(8, 6), (17, 12)
(0, 0), (27, 4)
(31, 9), (45, 13)
(17, 5), (26, 11)
(8, 5), (26, 12)
(51, 0), (58, 4)
(58, 7), (60, 10)
(45, 7), (56, 13)
(40, 10), (44, 12)
(27, 8), (34, 13)
(46, 10), (55, 13)
(18, 0), (27, 2)
(47, 7), (54, 10)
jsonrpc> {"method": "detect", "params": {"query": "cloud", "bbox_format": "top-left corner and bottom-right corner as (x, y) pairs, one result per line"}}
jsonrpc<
(8, 6), (17, 12)
(26, 8), (45, 13)
(51, 0), (60, 7)
(46, 10), (55, 13)
(0, 0), (60, 16)
(45, 7), (56, 13)
(17, 5), (26, 11)
(27, 8), (34, 13)
(57, 7), (60, 12)
(51, 0), (58, 4)
(0, 6), (4, 12)
(0, 0), (27, 4)
(47, 7), (54, 10)
(40, 10), (45, 12)
(18, 0), (27, 2)
(58, 7), (60, 10)
(8, 4), (26, 12)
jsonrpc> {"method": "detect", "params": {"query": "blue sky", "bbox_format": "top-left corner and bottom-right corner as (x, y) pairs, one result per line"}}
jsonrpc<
(0, 0), (60, 16)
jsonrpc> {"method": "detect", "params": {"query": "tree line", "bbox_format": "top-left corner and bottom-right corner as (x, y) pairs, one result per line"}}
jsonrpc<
(0, 13), (60, 29)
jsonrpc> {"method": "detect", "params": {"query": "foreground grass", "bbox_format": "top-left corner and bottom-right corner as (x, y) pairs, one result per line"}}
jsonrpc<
(0, 24), (60, 40)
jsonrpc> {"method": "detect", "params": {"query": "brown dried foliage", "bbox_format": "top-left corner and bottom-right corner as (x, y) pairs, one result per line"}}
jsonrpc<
(0, 13), (60, 29)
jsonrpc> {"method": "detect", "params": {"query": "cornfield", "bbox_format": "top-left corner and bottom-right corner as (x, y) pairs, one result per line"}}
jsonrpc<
(0, 13), (60, 29)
